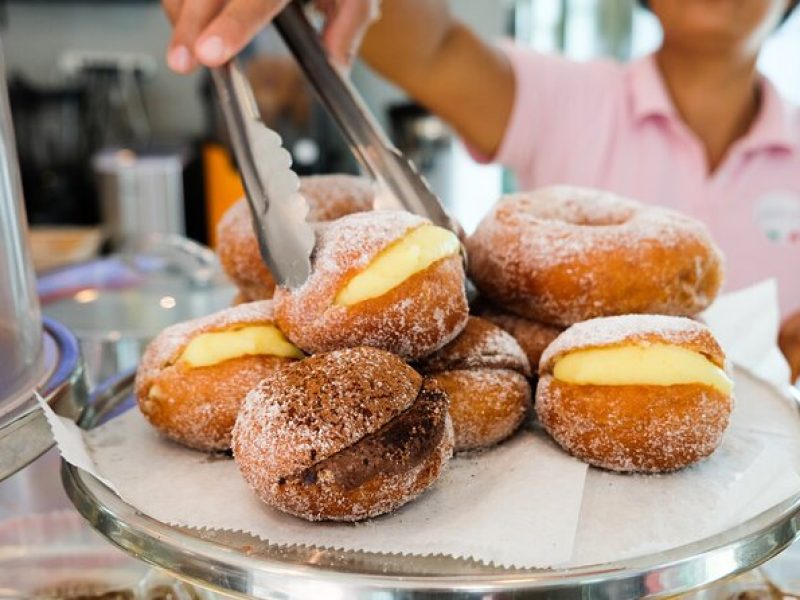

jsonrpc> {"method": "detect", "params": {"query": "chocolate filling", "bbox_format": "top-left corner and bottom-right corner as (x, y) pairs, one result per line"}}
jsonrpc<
(285, 382), (449, 492)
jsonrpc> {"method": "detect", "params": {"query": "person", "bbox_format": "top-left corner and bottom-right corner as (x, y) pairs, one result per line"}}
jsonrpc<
(161, 0), (800, 382)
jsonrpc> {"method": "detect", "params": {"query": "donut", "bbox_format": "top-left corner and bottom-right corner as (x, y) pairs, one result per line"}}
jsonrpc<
(478, 306), (563, 373)
(232, 346), (454, 521)
(217, 174), (375, 301)
(466, 186), (725, 326)
(135, 300), (303, 451)
(274, 210), (469, 360)
(416, 317), (531, 451)
(535, 314), (734, 473)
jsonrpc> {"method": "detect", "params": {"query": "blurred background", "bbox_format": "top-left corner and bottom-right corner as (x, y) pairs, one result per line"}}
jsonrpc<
(4, 0), (799, 261)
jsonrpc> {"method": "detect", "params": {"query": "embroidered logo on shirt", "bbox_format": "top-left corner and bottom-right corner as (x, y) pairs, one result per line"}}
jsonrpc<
(753, 192), (800, 245)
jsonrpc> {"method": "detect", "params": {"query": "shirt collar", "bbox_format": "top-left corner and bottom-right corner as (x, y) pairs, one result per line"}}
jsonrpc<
(741, 76), (798, 154)
(628, 54), (677, 122)
(627, 54), (798, 155)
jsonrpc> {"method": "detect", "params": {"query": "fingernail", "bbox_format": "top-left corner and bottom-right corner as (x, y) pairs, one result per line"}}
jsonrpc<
(196, 36), (226, 63)
(167, 45), (192, 72)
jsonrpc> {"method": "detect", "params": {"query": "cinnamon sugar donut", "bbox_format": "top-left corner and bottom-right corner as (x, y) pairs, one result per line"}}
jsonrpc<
(217, 174), (375, 301)
(466, 186), (725, 326)
(232, 346), (454, 521)
(479, 307), (563, 372)
(135, 300), (303, 451)
(536, 315), (734, 473)
(274, 210), (469, 360)
(417, 317), (531, 451)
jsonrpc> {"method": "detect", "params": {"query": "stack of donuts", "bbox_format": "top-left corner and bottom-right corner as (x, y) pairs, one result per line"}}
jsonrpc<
(135, 177), (734, 523)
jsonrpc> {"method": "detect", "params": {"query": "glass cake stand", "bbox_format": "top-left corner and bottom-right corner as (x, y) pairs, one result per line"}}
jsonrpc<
(0, 318), (86, 482)
(62, 372), (800, 599)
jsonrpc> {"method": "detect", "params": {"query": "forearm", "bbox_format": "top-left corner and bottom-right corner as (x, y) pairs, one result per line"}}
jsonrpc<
(360, 0), (514, 156)
(779, 310), (800, 384)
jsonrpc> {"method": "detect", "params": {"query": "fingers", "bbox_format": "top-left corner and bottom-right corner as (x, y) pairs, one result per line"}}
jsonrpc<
(320, 0), (380, 67)
(167, 0), (225, 73)
(194, 0), (289, 68)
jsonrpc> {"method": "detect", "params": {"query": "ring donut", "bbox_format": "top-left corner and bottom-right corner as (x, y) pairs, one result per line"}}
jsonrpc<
(466, 186), (724, 326)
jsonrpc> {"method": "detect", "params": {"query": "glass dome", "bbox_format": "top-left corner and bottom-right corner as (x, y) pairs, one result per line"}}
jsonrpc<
(0, 42), (44, 413)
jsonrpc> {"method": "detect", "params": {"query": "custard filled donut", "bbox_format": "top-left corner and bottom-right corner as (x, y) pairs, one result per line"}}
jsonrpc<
(466, 186), (724, 326)
(217, 174), (375, 301)
(536, 315), (734, 473)
(274, 210), (469, 360)
(417, 317), (531, 452)
(232, 346), (454, 521)
(135, 300), (303, 451)
(479, 307), (562, 372)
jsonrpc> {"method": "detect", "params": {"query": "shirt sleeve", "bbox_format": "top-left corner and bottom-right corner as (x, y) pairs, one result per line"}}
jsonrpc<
(487, 42), (623, 179)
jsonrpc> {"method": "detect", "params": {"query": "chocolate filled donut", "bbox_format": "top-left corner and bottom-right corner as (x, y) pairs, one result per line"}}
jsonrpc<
(135, 300), (302, 451)
(536, 315), (734, 472)
(232, 346), (454, 521)
(417, 317), (532, 451)
(274, 210), (469, 360)
(217, 174), (375, 301)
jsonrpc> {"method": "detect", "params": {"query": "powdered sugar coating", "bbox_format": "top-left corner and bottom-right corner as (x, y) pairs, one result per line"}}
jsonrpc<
(536, 377), (733, 472)
(274, 210), (469, 360)
(134, 300), (295, 451)
(417, 316), (530, 377)
(216, 174), (375, 301)
(539, 314), (726, 373)
(217, 201), (277, 301)
(466, 185), (725, 326)
(430, 368), (530, 452)
(233, 347), (421, 480)
(416, 317), (532, 451)
(136, 300), (277, 383)
(232, 348), (453, 521)
(297, 174), (376, 222)
(479, 308), (563, 372)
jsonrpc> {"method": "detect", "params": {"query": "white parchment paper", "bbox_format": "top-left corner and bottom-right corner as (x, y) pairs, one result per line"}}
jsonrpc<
(43, 402), (587, 568)
(569, 370), (800, 566)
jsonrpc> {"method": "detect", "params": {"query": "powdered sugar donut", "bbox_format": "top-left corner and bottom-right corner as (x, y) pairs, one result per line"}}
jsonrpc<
(466, 186), (724, 326)
(135, 300), (303, 451)
(217, 174), (375, 301)
(274, 210), (469, 360)
(232, 347), (454, 521)
(536, 315), (734, 473)
(478, 306), (563, 373)
(417, 317), (531, 452)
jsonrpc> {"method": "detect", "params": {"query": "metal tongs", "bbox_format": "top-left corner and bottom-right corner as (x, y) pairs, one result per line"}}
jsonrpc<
(274, 1), (462, 236)
(210, 61), (315, 288)
(211, 1), (461, 290)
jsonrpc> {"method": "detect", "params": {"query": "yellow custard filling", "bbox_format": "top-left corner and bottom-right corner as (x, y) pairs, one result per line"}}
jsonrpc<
(552, 343), (733, 395)
(180, 326), (304, 368)
(334, 225), (460, 307)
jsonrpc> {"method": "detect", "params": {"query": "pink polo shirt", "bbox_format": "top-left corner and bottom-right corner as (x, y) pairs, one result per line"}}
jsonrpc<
(493, 46), (800, 317)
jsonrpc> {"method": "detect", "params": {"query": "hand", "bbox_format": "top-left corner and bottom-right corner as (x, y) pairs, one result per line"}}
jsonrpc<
(779, 310), (800, 384)
(162, 0), (380, 74)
